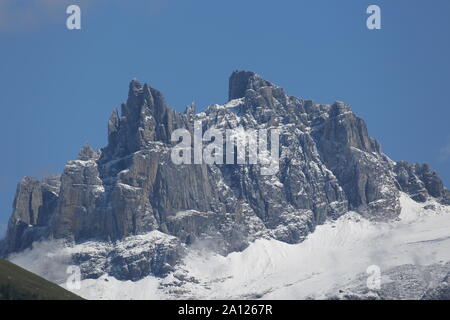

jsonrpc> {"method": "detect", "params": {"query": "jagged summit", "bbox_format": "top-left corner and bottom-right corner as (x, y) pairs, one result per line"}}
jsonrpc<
(128, 78), (142, 94)
(228, 70), (273, 101)
(101, 78), (185, 160)
(1, 71), (449, 282)
(77, 143), (96, 161)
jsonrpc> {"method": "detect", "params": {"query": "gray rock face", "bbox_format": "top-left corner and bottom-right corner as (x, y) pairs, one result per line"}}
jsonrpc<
(330, 263), (450, 300)
(394, 161), (450, 204)
(70, 231), (185, 280)
(1, 71), (448, 280)
(312, 102), (400, 219)
(422, 272), (450, 300)
(1, 176), (59, 255)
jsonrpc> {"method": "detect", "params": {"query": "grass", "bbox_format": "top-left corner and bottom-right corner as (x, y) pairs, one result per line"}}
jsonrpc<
(0, 259), (84, 300)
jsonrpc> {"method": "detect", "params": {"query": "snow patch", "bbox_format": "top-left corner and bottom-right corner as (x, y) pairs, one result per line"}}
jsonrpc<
(8, 193), (450, 300)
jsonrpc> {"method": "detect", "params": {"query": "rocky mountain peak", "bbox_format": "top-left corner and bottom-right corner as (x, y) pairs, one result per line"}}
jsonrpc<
(101, 79), (188, 161)
(77, 143), (96, 161)
(184, 102), (196, 118)
(394, 161), (450, 204)
(107, 107), (120, 141)
(228, 70), (273, 101)
(124, 79), (166, 120)
(128, 78), (143, 96)
(1, 71), (449, 281)
(329, 101), (352, 117)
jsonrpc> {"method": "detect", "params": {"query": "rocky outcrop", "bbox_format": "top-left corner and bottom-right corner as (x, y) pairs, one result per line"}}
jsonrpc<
(312, 102), (400, 219)
(394, 161), (450, 204)
(422, 272), (450, 300)
(1, 71), (448, 281)
(71, 231), (185, 279)
(329, 263), (450, 300)
(0, 176), (59, 255)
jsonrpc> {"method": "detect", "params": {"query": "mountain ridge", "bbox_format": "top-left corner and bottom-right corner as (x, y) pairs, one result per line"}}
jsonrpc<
(1, 70), (449, 282)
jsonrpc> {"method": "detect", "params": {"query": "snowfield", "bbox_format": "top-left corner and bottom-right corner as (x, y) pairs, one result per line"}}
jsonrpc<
(9, 193), (450, 300)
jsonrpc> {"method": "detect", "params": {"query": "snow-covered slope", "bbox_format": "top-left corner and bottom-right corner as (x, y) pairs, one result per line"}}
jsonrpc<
(8, 193), (450, 300)
(4, 72), (449, 291)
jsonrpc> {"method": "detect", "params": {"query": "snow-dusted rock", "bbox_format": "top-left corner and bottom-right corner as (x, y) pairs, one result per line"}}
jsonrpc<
(1, 71), (449, 286)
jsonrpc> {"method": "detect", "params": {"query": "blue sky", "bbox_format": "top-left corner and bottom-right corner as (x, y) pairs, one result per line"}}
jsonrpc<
(0, 0), (449, 236)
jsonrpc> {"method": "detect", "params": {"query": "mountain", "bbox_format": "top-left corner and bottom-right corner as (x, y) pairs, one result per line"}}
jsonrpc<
(0, 71), (449, 298)
(0, 259), (83, 300)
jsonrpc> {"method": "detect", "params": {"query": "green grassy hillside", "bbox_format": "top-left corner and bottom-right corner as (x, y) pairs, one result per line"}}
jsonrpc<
(0, 259), (84, 300)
